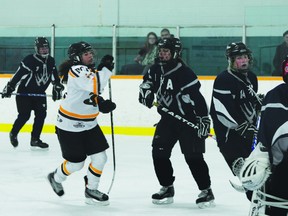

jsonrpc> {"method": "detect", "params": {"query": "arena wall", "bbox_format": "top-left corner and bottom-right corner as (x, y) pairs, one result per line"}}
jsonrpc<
(0, 76), (282, 136)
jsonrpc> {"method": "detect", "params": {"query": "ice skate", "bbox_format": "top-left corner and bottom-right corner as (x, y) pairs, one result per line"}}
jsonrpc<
(84, 176), (109, 206)
(196, 188), (215, 208)
(47, 172), (64, 196)
(152, 185), (174, 204)
(9, 132), (18, 147)
(30, 137), (49, 151)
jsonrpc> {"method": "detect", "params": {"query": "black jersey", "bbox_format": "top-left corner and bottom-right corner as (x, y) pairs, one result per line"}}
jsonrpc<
(143, 61), (208, 121)
(257, 83), (288, 165)
(210, 69), (258, 142)
(9, 54), (59, 94)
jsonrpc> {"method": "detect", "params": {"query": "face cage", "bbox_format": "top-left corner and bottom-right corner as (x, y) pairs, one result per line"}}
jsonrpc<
(249, 186), (288, 215)
(158, 49), (172, 62)
(228, 53), (252, 72)
(35, 46), (49, 58)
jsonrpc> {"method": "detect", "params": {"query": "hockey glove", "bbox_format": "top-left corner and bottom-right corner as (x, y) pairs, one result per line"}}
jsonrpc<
(52, 82), (64, 101)
(97, 55), (114, 71)
(83, 93), (98, 106)
(235, 121), (257, 140)
(1, 82), (15, 98)
(239, 142), (271, 190)
(139, 81), (154, 108)
(196, 116), (211, 139)
(98, 96), (116, 113)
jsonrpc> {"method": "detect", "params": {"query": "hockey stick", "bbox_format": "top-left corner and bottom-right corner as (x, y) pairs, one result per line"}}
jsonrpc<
(153, 102), (216, 139)
(107, 79), (116, 195)
(0, 92), (53, 97)
(153, 102), (199, 130)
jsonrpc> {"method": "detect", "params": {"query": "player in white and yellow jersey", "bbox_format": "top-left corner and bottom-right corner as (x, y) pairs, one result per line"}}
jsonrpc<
(47, 41), (116, 205)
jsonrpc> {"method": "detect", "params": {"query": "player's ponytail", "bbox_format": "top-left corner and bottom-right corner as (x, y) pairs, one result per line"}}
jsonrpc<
(58, 59), (73, 84)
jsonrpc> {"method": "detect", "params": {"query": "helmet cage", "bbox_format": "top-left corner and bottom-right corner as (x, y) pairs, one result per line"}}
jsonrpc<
(158, 38), (182, 62)
(35, 37), (50, 58)
(226, 42), (252, 72)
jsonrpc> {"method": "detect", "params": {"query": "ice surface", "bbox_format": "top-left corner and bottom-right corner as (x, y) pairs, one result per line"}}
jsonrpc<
(0, 133), (250, 216)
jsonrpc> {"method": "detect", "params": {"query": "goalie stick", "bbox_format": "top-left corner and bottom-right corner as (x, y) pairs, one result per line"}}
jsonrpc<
(0, 92), (53, 97)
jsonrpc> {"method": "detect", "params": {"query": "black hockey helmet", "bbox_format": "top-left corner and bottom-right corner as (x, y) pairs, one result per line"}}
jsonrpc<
(68, 41), (93, 64)
(35, 37), (50, 58)
(225, 42), (252, 59)
(282, 55), (288, 83)
(225, 42), (253, 72)
(158, 37), (182, 60)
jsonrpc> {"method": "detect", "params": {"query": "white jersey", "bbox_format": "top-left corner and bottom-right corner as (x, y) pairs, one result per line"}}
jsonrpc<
(56, 65), (112, 132)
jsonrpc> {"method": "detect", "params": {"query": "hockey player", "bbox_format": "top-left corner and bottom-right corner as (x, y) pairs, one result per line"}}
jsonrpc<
(1, 37), (64, 150)
(139, 37), (215, 207)
(239, 56), (288, 216)
(47, 41), (116, 205)
(210, 42), (263, 200)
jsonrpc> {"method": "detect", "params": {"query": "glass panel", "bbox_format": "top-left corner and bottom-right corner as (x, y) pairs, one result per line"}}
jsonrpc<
(0, 25), (286, 77)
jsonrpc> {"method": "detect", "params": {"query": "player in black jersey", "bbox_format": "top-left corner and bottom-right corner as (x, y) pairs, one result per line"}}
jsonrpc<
(139, 37), (214, 207)
(210, 42), (263, 200)
(239, 56), (288, 216)
(1, 37), (64, 150)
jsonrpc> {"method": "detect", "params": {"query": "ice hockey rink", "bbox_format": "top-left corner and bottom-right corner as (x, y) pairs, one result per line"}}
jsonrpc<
(0, 132), (251, 216)
(0, 77), (281, 216)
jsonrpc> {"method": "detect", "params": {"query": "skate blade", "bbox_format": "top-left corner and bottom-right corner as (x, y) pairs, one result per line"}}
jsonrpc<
(197, 200), (216, 209)
(85, 198), (110, 206)
(152, 197), (174, 205)
(30, 146), (49, 151)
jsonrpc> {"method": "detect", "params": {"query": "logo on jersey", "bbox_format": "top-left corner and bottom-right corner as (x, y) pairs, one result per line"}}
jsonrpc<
(73, 122), (85, 128)
(75, 66), (89, 74)
(157, 78), (173, 107)
(35, 63), (50, 86)
(240, 90), (246, 99)
(166, 79), (173, 90)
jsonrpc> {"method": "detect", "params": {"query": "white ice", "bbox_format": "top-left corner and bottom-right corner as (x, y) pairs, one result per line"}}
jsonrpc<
(0, 133), (250, 216)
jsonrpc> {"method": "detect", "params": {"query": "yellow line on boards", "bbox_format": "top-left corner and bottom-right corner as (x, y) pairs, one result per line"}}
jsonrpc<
(0, 74), (283, 81)
(0, 123), (216, 137)
(0, 123), (156, 136)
